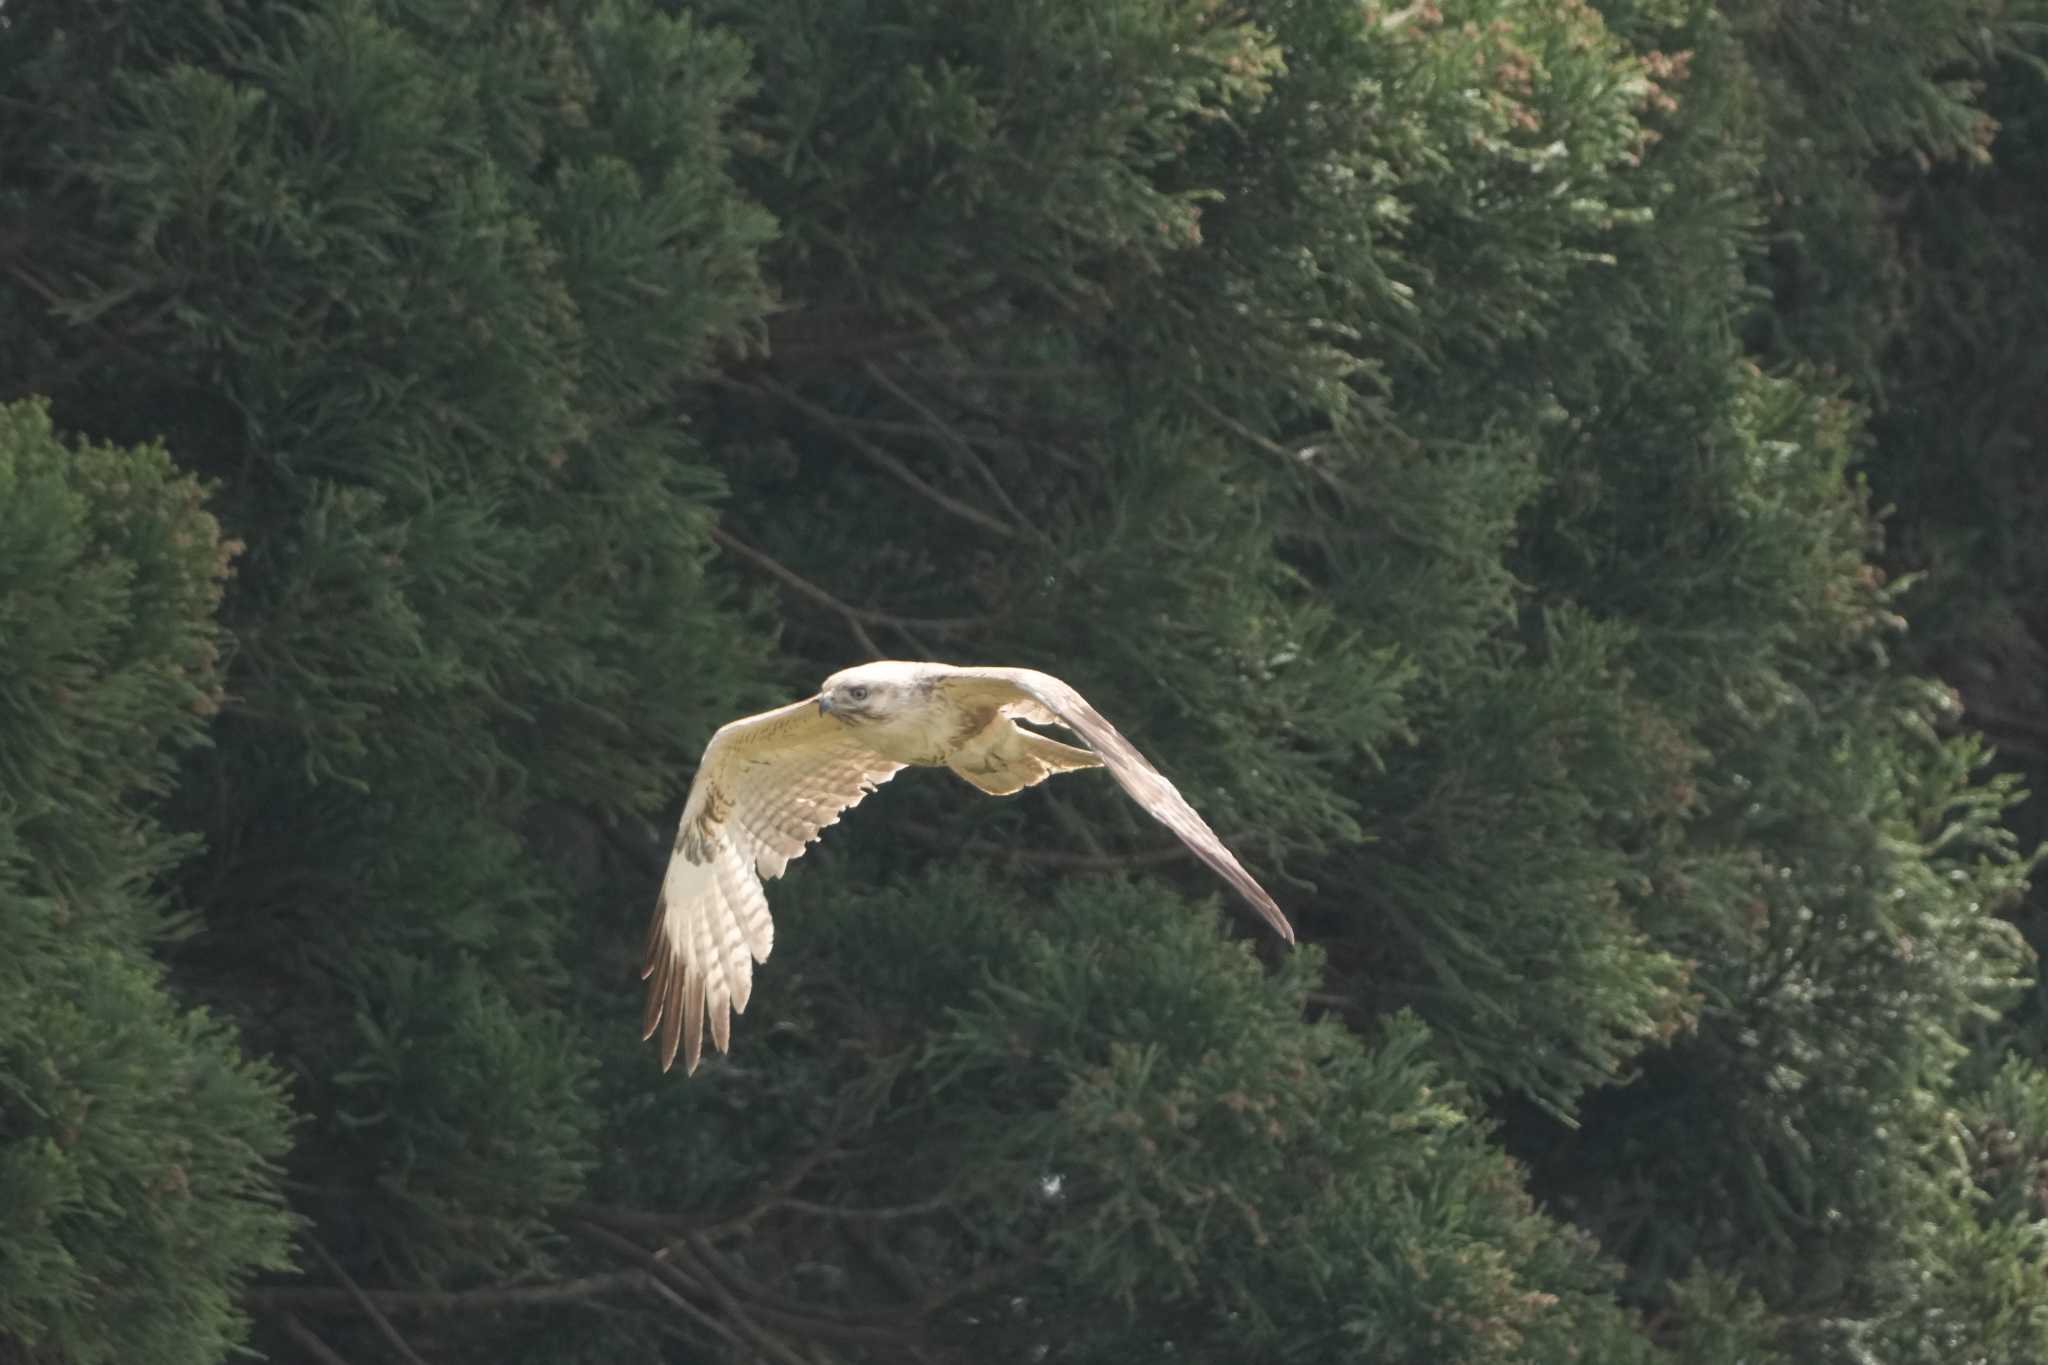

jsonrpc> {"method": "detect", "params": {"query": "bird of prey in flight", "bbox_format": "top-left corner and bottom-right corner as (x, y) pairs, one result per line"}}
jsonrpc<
(642, 661), (1296, 1073)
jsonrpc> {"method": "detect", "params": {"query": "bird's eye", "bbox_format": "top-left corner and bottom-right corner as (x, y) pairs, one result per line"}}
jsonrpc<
(847, 685), (869, 702)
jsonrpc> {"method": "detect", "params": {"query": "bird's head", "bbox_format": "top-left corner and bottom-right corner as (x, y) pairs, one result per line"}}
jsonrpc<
(817, 662), (930, 725)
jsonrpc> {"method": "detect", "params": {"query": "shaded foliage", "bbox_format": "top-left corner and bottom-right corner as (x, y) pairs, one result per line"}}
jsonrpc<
(0, 400), (295, 1365)
(0, 0), (2041, 1362)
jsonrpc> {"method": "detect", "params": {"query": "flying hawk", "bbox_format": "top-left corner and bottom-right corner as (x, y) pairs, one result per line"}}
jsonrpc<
(642, 661), (1295, 1073)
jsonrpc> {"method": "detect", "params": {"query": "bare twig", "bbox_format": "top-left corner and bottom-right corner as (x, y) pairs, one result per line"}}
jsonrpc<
(959, 840), (1192, 869)
(5, 262), (64, 307)
(849, 616), (887, 659)
(770, 1192), (955, 1222)
(1183, 389), (1483, 562)
(1958, 695), (2048, 762)
(708, 526), (989, 641)
(735, 375), (1025, 542)
(921, 1251), (1044, 1314)
(1182, 389), (1298, 461)
(1041, 788), (1112, 859)
(845, 1220), (928, 1303)
(245, 1271), (644, 1315)
(822, 412), (1037, 455)
(924, 360), (1090, 385)
(560, 1225), (744, 1355)
(897, 821), (1192, 870)
(570, 1220), (806, 1364)
(0, 281), (187, 407)
(861, 360), (1043, 538)
(636, 1272), (752, 1355)
(302, 1237), (434, 1365)
(1181, 387), (1356, 496)
(566, 1203), (729, 1239)
(571, 1217), (807, 1361)
(758, 283), (1016, 367)
(921, 387), (1105, 476)
(276, 1314), (360, 1365)
(571, 1193), (920, 1246)
(568, 1221), (690, 1289)
(680, 1235), (914, 1347)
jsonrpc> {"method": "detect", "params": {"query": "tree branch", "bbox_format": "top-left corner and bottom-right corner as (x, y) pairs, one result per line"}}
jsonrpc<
(956, 840), (1192, 869)
(860, 360), (1043, 538)
(756, 284), (1018, 368)
(1182, 388), (1488, 565)
(708, 525), (991, 654)
(731, 375), (1026, 542)
(679, 1235), (916, 1347)
(303, 1237), (434, 1365)
(635, 1271), (754, 1356)
(920, 1251), (1045, 1315)
(770, 1193), (956, 1222)
(577, 1223), (817, 1365)
(844, 1219), (928, 1303)
(246, 1270), (647, 1316)
(275, 1313), (361, 1365)
(1180, 387), (1357, 500)
(896, 821), (1193, 870)
(1957, 695), (2048, 763)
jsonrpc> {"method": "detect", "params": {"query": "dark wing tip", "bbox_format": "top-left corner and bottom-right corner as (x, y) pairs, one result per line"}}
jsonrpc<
(1258, 895), (1298, 946)
(659, 966), (686, 1072)
(641, 894), (669, 978)
(642, 952), (670, 1041)
(1228, 871), (1294, 945)
(683, 972), (706, 1075)
(991, 669), (1301, 947)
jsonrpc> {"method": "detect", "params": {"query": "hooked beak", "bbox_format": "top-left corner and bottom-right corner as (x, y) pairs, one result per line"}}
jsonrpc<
(816, 694), (834, 716)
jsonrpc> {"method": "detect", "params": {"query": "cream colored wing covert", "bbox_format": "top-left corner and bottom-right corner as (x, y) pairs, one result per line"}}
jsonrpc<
(643, 698), (904, 1073)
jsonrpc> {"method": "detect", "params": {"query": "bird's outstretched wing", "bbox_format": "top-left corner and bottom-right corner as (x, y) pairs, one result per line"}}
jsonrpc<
(644, 699), (903, 1073)
(934, 667), (1296, 944)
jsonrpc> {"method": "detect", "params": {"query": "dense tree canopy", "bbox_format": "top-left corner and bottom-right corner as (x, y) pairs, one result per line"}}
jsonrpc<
(1, 1), (2043, 1362)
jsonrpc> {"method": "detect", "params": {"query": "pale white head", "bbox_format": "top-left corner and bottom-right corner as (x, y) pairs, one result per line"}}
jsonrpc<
(816, 661), (933, 725)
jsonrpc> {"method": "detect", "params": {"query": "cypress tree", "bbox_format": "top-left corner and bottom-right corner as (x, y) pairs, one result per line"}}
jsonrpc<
(1, 1), (2039, 1361)
(0, 400), (295, 1365)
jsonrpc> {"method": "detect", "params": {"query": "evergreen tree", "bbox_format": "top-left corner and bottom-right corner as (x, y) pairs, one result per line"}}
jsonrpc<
(1, 0), (2040, 1362)
(1711, 9), (2048, 1356)
(1853, 11), (2048, 991)
(4, 0), (776, 1355)
(0, 400), (295, 1365)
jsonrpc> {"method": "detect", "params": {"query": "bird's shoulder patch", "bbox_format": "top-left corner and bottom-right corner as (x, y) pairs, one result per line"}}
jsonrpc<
(676, 781), (731, 866)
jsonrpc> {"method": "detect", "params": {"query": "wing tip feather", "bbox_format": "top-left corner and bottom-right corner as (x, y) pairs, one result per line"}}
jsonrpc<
(642, 951), (670, 1041)
(683, 968), (706, 1075)
(659, 965), (685, 1073)
(966, 667), (1300, 947)
(641, 895), (668, 979)
(1261, 897), (1298, 945)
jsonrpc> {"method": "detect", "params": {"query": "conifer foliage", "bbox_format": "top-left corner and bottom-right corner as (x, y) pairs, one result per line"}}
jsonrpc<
(0, 400), (294, 1365)
(0, 1), (2041, 1362)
